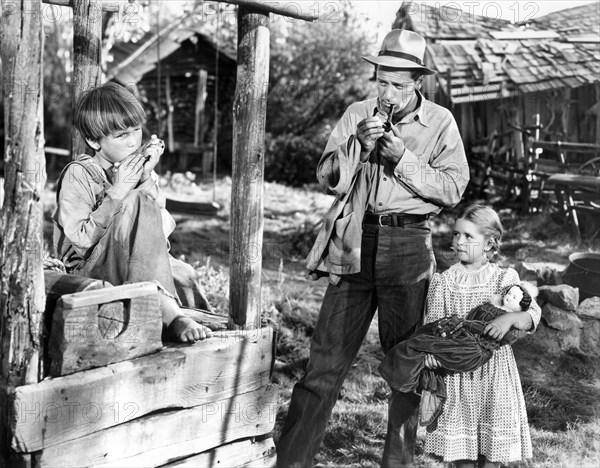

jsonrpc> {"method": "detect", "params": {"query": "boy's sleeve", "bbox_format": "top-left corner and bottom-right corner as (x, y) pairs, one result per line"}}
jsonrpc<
(500, 268), (541, 332)
(424, 273), (446, 324)
(57, 165), (123, 256)
(136, 171), (166, 209)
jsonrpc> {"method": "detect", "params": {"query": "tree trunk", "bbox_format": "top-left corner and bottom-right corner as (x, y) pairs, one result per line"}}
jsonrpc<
(229, 7), (269, 329)
(71, 0), (103, 158)
(0, 0), (45, 464)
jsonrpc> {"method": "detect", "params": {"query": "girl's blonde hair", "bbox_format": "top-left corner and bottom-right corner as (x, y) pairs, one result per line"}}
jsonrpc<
(456, 204), (504, 261)
(73, 82), (146, 142)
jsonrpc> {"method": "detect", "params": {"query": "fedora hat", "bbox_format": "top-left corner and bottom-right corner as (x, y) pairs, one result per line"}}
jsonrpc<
(362, 29), (435, 75)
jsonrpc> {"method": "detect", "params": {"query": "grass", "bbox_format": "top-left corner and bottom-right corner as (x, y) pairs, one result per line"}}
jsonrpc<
(42, 175), (600, 468)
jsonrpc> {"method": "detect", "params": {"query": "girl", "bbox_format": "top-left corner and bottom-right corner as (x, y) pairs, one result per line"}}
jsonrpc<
(423, 204), (540, 468)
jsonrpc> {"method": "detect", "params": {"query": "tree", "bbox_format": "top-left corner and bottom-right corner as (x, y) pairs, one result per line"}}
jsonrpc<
(264, 2), (377, 185)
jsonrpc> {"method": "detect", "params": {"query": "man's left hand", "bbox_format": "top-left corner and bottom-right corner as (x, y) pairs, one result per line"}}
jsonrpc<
(378, 125), (405, 166)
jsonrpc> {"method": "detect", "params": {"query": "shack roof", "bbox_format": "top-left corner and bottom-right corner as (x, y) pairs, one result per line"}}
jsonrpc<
(395, 1), (600, 102)
(107, 23), (236, 85)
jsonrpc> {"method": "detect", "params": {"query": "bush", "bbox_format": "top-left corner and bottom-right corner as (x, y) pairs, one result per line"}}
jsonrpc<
(264, 133), (325, 186)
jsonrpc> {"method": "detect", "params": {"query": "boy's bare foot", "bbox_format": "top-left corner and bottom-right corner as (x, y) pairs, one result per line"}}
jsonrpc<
(167, 315), (212, 343)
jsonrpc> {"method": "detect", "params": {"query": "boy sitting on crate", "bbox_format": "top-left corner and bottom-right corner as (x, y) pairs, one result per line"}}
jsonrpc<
(52, 82), (212, 343)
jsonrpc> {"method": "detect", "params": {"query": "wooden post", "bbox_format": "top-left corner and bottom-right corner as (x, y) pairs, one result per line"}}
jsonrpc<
(0, 0), (45, 464)
(71, 0), (103, 158)
(194, 69), (208, 147)
(166, 72), (175, 154)
(229, 7), (269, 329)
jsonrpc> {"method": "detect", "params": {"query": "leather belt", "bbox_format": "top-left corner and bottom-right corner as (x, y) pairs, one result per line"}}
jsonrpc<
(363, 212), (430, 227)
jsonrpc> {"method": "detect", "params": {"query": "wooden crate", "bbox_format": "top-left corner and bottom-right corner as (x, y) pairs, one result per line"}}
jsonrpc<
(48, 282), (163, 377)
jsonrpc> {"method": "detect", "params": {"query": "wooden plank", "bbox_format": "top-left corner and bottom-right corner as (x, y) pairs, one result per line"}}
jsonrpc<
(58, 282), (157, 309)
(194, 69), (208, 147)
(48, 288), (163, 377)
(11, 328), (274, 452)
(0, 0), (46, 387)
(44, 271), (111, 313)
(161, 437), (276, 467)
(230, 7), (270, 329)
(72, 0), (103, 157)
(43, 0), (122, 12)
(37, 385), (278, 468)
(220, 0), (318, 21)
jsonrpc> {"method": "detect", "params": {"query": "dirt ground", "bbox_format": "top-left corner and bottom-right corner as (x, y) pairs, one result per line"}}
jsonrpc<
(42, 174), (600, 467)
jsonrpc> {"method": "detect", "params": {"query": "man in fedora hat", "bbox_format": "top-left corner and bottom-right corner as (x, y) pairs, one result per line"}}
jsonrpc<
(277, 29), (469, 467)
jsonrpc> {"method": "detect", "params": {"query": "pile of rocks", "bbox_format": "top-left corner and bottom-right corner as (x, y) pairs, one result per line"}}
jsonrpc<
(517, 262), (600, 356)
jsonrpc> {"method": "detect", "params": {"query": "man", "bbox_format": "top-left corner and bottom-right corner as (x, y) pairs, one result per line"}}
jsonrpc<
(277, 29), (469, 467)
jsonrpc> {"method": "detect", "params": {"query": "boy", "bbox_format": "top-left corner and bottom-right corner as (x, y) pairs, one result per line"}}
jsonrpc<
(53, 82), (211, 343)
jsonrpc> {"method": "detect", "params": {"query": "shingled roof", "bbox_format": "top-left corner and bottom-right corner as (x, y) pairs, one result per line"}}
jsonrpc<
(394, 1), (600, 102)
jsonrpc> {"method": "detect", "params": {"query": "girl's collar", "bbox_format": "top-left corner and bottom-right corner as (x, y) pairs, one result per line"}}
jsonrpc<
(456, 261), (491, 274)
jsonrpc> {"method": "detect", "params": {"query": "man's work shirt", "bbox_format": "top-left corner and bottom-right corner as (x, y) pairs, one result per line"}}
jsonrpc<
(317, 93), (469, 215)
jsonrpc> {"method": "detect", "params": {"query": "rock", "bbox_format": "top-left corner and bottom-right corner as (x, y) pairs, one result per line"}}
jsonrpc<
(516, 262), (565, 286)
(541, 304), (583, 351)
(580, 317), (600, 356)
(575, 297), (600, 320)
(538, 285), (580, 311)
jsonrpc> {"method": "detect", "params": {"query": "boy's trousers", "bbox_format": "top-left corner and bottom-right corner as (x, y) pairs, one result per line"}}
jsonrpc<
(73, 189), (210, 310)
(277, 221), (434, 468)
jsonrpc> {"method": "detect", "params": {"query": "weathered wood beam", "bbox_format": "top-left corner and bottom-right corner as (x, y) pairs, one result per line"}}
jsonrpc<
(37, 385), (278, 467)
(220, 0), (318, 21)
(162, 437), (276, 467)
(11, 328), (274, 452)
(1, 1), (45, 465)
(0, 0), (46, 388)
(72, 0), (103, 157)
(42, 0), (122, 12)
(229, 7), (269, 329)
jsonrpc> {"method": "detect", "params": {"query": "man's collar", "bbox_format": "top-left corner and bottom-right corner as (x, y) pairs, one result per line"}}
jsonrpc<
(398, 89), (429, 127)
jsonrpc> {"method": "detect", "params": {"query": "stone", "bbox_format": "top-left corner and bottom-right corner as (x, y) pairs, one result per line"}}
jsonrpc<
(575, 297), (600, 320)
(541, 303), (583, 351)
(539, 284), (580, 311)
(516, 262), (566, 286)
(580, 318), (600, 356)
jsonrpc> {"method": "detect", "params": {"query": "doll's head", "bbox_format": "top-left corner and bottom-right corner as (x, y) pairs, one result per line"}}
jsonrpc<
(501, 284), (532, 312)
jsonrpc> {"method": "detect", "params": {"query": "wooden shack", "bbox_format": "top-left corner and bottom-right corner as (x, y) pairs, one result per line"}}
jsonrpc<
(107, 27), (237, 173)
(394, 1), (600, 149)
(0, 1), (317, 466)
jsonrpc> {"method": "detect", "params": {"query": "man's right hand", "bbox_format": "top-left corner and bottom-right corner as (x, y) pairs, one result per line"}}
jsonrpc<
(357, 117), (385, 160)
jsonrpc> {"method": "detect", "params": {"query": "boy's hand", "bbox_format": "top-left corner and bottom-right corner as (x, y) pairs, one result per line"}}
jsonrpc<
(111, 151), (146, 192)
(140, 136), (165, 182)
(484, 313), (514, 340)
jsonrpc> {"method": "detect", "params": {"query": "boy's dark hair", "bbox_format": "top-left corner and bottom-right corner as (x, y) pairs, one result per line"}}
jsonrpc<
(73, 82), (146, 142)
(503, 284), (532, 311)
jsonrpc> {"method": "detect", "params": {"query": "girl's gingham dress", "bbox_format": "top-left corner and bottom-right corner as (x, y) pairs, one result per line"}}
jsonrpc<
(423, 262), (541, 463)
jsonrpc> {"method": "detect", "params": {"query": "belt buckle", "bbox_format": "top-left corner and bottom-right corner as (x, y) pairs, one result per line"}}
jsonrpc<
(378, 215), (386, 227)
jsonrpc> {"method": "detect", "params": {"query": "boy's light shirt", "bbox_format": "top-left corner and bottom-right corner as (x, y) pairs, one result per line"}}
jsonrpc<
(54, 155), (176, 259)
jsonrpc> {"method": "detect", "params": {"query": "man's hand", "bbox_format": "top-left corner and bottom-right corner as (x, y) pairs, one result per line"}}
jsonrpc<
(483, 313), (514, 341)
(357, 117), (384, 160)
(378, 125), (406, 166)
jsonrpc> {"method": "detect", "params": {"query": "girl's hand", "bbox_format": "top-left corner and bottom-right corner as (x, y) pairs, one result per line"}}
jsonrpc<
(483, 313), (514, 341)
(424, 354), (441, 369)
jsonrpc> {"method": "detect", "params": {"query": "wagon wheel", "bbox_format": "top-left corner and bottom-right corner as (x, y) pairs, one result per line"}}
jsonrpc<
(577, 157), (600, 176)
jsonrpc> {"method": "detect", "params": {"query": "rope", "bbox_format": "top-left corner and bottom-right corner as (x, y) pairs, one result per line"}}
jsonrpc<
(212, 5), (220, 203)
(155, 2), (162, 174)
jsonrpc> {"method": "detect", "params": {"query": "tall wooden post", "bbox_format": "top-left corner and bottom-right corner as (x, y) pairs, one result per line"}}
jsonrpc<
(0, 0), (45, 464)
(71, 0), (103, 157)
(229, 7), (269, 329)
